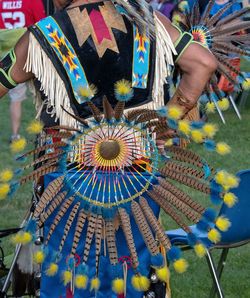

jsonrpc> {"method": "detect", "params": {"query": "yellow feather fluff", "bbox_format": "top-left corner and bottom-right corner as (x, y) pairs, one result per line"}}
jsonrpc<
(172, 14), (182, 25)
(156, 266), (170, 282)
(208, 229), (221, 244)
(165, 139), (173, 147)
(215, 216), (231, 232)
(206, 102), (216, 113)
(115, 79), (132, 96)
(10, 137), (27, 153)
(0, 183), (10, 200)
(168, 106), (182, 120)
(12, 232), (32, 245)
(191, 130), (204, 143)
(75, 275), (88, 289)
(216, 142), (231, 155)
(63, 270), (72, 286)
(26, 120), (43, 134)
(132, 275), (150, 292)
(203, 123), (218, 138)
(223, 192), (237, 207)
(90, 277), (100, 291)
(112, 278), (124, 294)
(33, 251), (45, 264)
(242, 78), (250, 90)
(218, 98), (230, 111)
(178, 120), (190, 135)
(0, 169), (13, 182)
(225, 174), (239, 189)
(78, 84), (97, 99)
(194, 243), (206, 258)
(173, 258), (188, 273)
(215, 170), (227, 185)
(46, 263), (58, 276)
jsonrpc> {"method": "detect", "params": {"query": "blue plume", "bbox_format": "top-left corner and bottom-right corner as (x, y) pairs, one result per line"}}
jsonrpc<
(204, 139), (215, 151)
(203, 208), (217, 222)
(196, 219), (210, 232)
(187, 233), (197, 247)
(151, 253), (164, 267)
(156, 106), (168, 117)
(203, 163), (211, 179)
(167, 246), (182, 262)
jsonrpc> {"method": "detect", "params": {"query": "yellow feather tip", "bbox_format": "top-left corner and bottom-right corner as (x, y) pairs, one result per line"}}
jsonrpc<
(115, 79), (132, 95)
(12, 232), (32, 245)
(156, 266), (170, 282)
(112, 278), (124, 294)
(208, 228), (221, 244)
(0, 169), (13, 182)
(242, 78), (250, 90)
(131, 275), (150, 292)
(63, 270), (72, 286)
(26, 120), (43, 134)
(215, 216), (231, 232)
(223, 192), (237, 207)
(165, 139), (173, 147)
(178, 120), (190, 135)
(194, 243), (206, 258)
(218, 98), (230, 111)
(215, 170), (227, 185)
(191, 129), (204, 143)
(10, 137), (27, 153)
(168, 105), (182, 120)
(203, 123), (218, 138)
(90, 277), (100, 291)
(173, 258), (188, 273)
(78, 84), (97, 99)
(216, 142), (231, 155)
(206, 102), (216, 113)
(0, 183), (10, 200)
(46, 263), (58, 276)
(33, 251), (45, 264)
(75, 275), (88, 289)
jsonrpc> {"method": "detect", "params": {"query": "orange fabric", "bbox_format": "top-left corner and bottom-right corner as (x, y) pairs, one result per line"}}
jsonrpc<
(217, 58), (240, 93)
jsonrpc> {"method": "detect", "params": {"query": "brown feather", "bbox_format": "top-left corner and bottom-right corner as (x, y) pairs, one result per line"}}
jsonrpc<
(44, 196), (74, 240)
(118, 208), (139, 269)
(60, 105), (89, 127)
(38, 191), (67, 227)
(103, 96), (114, 121)
(139, 197), (171, 250)
(206, 2), (233, 27)
(20, 165), (58, 185)
(71, 210), (88, 257)
(105, 220), (118, 265)
(33, 176), (64, 218)
(114, 101), (125, 121)
(131, 201), (159, 256)
(58, 202), (80, 252)
(87, 101), (103, 122)
(95, 215), (103, 272)
(83, 214), (97, 263)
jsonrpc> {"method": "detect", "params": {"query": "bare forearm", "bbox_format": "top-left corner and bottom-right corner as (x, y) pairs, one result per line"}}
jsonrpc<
(0, 85), (8, 98)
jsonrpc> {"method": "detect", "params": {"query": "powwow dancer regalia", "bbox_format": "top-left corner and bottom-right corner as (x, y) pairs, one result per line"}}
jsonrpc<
(0, 0), (249, 297)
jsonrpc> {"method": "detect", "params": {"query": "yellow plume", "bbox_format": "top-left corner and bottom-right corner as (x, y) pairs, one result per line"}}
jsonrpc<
(215, 216), (231, 232)
(90, 277), (100, 291)
(206, 102), (215, 113)
(131, 275), (150, 291)
(156, 266), (170, 282)
(208, 229), (221, 243)
(26, 120), (43, 134)
(0, 183), (10, 200)
(12, 232), (32, 245)
(242, 78), (250, 90)
(203, 123), (218, 138)
(165, 139), (174, 147)
(173, 258), (188, 273)
(178, 120), (190, 135)
(112, 278), (124, 294)
(223, 192), (237, 207)
(46, 263), (58, 276)
(63, 270), (72, 286)
(168, 106), (182, 120)
(33, 250), (45, 264)
(216, 142), (231, 155)
(115, 79), (132, 96)
(0, 169), (13, 182)
(218, 98), (230, 111)
(194, 243), (206, 258)
(191, 130), (203, 143)
(75, 275), (88, 289)
(10, 137), (27, 153)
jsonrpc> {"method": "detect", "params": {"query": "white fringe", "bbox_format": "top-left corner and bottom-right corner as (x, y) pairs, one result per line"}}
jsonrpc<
(24, 34), (78, 128)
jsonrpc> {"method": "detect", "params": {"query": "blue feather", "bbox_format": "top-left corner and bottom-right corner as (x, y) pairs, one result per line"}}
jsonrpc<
(167, 246), (182, 262)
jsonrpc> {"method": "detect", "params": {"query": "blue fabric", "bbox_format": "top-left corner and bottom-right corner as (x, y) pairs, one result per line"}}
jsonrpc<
(40, 171), (160, 298)
(210, 2), (242, 19)
(166, 169), (250, 248)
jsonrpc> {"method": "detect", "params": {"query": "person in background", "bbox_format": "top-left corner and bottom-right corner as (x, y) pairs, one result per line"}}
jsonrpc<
(0, 0), (46, 142)
(157, 0), (176, 20)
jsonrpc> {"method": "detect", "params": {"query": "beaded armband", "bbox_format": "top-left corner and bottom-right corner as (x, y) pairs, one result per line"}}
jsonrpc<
(0, 49), (17, 89)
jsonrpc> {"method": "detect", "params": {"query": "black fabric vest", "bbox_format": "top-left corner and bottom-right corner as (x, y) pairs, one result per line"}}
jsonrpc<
(29, 2), (156, 124)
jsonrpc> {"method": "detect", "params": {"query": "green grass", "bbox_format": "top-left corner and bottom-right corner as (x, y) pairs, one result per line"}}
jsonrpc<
(0, 93), (250, 297)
